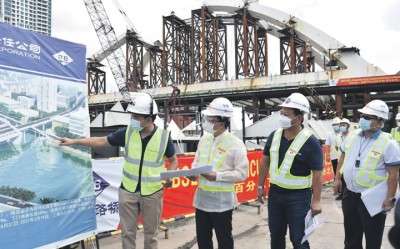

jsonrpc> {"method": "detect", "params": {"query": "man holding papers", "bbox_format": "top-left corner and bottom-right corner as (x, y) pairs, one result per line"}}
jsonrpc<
(187, 97), (248, 249)
(334, 100), (400, 249)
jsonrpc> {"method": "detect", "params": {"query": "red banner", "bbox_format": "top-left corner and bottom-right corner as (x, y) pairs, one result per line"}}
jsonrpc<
(162, 149), (334, 220)
(336, 75), (400, 86)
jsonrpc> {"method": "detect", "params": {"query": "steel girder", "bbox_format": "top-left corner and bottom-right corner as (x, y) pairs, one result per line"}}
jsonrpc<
(126, 31), (145, 90)
(279, 27), (307, 75)
(87, 60), (106, 95)
(149, 46), (163, 88)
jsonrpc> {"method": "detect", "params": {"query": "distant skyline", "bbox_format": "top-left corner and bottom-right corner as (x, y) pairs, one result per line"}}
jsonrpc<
(52, 0), (400, 92)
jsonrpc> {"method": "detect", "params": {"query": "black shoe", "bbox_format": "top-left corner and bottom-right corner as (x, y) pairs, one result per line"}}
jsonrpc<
(335, 194), (343, 200)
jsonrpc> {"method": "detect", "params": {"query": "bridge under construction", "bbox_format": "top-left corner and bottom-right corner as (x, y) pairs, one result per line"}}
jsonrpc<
(85, 0), (400, 128)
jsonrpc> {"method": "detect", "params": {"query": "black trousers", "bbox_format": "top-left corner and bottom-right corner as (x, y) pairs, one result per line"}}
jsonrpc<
(195, 208), (233, 249)
(342, 187), (387, 249)
(331, 159), (338, 175)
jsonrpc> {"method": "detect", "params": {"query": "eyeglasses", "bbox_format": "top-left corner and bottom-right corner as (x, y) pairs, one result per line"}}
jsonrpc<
(360, 115), (378, 121)
(202, 116), (220, 124)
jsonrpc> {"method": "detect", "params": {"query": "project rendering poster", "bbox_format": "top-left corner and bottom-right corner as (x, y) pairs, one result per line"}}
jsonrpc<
(0, 22), (96, 248)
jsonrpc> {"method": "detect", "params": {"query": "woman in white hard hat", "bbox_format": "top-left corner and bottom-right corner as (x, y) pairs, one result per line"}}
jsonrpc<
(187, 97), (249, 249)
(326, 117), (341, 176)
(391, 112), (400, 144)
(257, 92), (324, 249)
(334, 118), (351, 200)
(334, 99), (400, 249)
(56, 94), (178, 249)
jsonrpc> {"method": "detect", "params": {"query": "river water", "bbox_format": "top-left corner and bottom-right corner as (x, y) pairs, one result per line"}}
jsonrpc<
(0, 133), (93, 204)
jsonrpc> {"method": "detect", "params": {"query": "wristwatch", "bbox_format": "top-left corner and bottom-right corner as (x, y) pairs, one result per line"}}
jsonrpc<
(388, 197), (397, 203)
(257, 185), (264, 190)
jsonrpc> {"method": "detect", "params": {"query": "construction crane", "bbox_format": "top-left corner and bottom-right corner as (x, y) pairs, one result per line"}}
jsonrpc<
(83, 0), (135, 101)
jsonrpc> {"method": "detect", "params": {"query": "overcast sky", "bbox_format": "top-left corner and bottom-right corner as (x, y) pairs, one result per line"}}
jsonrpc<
(52, 0), (400, 91)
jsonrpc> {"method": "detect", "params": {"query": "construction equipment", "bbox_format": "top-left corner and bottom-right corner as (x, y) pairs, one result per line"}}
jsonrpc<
(83, 0), (134, 101)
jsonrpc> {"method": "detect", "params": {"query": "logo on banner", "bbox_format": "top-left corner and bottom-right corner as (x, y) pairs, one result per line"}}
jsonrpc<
(53, 51), (74, 66)
(93, 172), (110, 196)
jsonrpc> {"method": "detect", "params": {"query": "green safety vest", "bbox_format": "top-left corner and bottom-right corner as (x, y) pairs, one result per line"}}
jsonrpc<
(343, 129), (391, 187)
(198, 133), (237, 192)
(269, 128), (313, 189)
(391, 128), (400, 143)
(122, 126), (169, 195)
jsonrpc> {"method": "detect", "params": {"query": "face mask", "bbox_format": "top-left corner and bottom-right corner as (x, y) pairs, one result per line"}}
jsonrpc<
(332, 125), (340, 132)
(339, 126), (347, 133)
(202, 120), (217, 134)
(130, 119), (144, 132)
(359, 118), (371, 131)
(279, 115), (293, 129)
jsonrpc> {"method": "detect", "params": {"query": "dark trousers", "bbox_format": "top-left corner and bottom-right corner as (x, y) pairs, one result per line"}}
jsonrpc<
(268, 188), (312, 249)
(195, 208), (233, 249)
(331, 159), (338, 175)
(342, 187), (387, 249)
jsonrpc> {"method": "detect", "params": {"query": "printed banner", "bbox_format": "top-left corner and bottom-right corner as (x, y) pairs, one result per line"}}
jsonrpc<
(93, 150), (334, 232)
(335, 75), (400, 86)
(0, 23), (96, 248)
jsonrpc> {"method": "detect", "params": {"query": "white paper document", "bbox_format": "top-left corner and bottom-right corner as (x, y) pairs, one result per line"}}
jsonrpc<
(301, 210), (319, 244)
(160, 165), (213, 179)
(361, 180), (392, 217)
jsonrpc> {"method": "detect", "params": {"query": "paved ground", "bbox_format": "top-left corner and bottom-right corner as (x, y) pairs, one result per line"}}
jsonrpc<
(80, 185), (396, 249)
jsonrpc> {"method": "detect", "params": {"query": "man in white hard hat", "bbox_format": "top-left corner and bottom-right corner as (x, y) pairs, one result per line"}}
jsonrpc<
(334, 99), (400, 249)
(257, 92), (323, 249)
(56, 94), (178, 249)
(187, 97), (248, 249)
(334, 118), (351, 200)
(391, 112), (400, 144)
(325, 117), (341, 176)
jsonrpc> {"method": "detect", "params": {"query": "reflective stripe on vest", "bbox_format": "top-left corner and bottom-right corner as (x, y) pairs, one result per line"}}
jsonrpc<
(269, 128), (313, 189)
(198, 133), (237, 192)
(344, 130), (391, 187)
(122, 126), (169, 195)
(391, 128), (400, 142)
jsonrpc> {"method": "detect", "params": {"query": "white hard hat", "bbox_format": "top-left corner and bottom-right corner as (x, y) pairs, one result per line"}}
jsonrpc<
(279, 93), (310, 114)
(396, 113), (400, 120)
(332, 117), (341, 125)
(202, 97), (234, 117)
(358, 100), (389, 120)
(340, 118), (351, 125)
(126, 94), (158, 115)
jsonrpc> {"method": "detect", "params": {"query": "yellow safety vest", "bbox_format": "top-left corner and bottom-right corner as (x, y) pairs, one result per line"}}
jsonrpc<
(269, 128), (313, 189)
(122, 126), (169, 195)
(343, 129), (391, 187)
(391, 128), (400, 143)
(198, 133), (237, 192)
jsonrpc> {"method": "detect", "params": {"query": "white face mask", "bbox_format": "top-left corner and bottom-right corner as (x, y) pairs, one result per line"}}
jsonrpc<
(279, 115), (293, 129)
(202, 120), (217, 134)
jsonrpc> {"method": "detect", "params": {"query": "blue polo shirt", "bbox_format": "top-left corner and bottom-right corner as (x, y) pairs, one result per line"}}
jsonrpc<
(263, 129), (324, 192)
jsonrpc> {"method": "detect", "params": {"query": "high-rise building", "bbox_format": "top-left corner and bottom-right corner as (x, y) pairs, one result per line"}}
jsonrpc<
(0, 0), (52, 36)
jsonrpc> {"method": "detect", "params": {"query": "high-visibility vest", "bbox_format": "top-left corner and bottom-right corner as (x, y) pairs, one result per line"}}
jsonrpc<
(343, 129), (391, 187)
(198, 133), (237, 192)
(269, 128), (313, 189)
(391, 128), (400, 143)
(122, 126), (169, 195)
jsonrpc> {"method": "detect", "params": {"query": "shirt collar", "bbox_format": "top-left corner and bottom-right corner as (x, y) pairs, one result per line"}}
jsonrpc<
(358, 129), (382, 139)
(213, 129), (229, 143)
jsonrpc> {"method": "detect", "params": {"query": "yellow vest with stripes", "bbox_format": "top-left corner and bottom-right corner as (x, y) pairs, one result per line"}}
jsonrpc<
(343, 129), (391, 187)
(122, 126), (169, 195)
(391, 128), (400, 143)
(198, 133), (237, 192)
(269, 128), (313, 189)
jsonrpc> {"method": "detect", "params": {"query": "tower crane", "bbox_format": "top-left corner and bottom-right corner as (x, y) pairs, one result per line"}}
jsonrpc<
(83, 0), (135, 101)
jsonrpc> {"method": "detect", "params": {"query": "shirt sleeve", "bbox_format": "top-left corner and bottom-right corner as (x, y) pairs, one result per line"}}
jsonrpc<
(263, 131), (275, 156)
(164, 137), (176, 158)
(216, 139), (249, 182)
(383, 139), (400, 166)
(325, 133), (332, 146)
(191, 135), (205, 168)
(106, 127), (127, 147)
(307, 135), (324, 171)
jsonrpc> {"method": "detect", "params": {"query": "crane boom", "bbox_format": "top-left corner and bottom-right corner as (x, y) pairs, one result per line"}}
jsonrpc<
(83, 0), (134, 101)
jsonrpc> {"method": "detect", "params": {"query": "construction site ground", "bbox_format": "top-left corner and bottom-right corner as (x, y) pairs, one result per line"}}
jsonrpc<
(80, 184), (396, 249)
